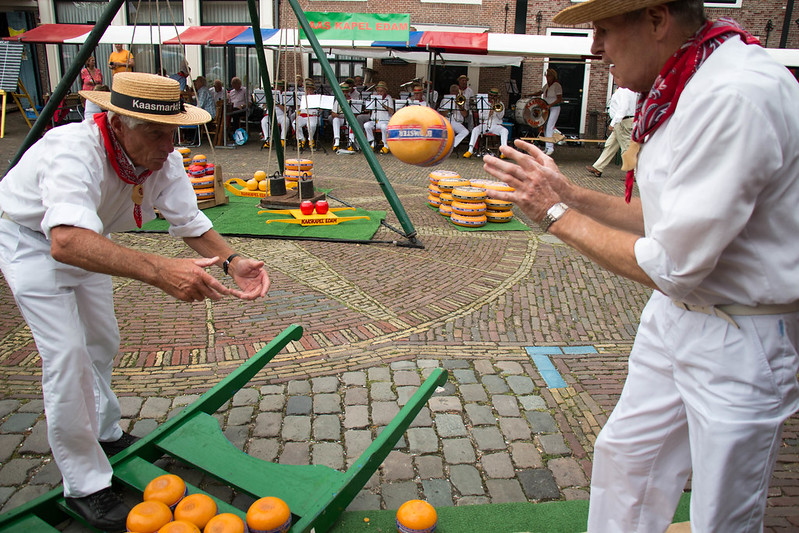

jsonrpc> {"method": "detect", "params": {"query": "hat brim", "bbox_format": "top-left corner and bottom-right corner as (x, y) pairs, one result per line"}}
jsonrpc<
(553, 0), (671, 25)
(80, 90), (211, 126)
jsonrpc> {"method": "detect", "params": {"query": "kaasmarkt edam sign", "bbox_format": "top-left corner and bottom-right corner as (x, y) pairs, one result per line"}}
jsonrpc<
(301, 12), (410, 42)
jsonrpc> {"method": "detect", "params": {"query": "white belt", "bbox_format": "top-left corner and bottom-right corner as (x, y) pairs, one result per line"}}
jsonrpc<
(672, 300), (799, 329)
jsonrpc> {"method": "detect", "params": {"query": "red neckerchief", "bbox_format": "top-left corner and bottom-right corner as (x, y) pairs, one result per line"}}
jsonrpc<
(94, 112), (153, 227)
(624, 18), (760, 203)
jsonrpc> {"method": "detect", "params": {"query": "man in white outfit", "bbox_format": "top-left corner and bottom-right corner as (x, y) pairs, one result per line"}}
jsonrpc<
(483, 1), (799, 531)
(330, 81), (356, 152)
(260, 79), (290, 149)
(295, 79), (320, 150)
(363, 81), (394, 153)
(530, 68), (563, 156)
(463, 88), (507, 159)
(438, 84), (470, 152)
(0, 73), (271, 531)
(586, 86), (638, 176)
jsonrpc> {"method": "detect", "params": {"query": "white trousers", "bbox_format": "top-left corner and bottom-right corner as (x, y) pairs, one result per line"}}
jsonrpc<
(468, 123), (508, 152)
(364, 120), (388, 145)
(295, 114), (319, 142)
(331, 116), (355, 146)
(592, 117), (634, 172)
(0, 219), (122, 498)
(545, 106), (561, 152)
(261, 108), (289, 141)
(588, 291), (799, 533)
(451, 120), (469, 149)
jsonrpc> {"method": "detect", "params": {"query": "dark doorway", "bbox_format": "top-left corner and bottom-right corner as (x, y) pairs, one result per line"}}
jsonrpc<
(433, 65), (467, 102)
(547, 58), (585, 136)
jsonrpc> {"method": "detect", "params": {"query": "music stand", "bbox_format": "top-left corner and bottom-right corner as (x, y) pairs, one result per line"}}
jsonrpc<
(298, 94), (333, 154)
(438, 95), (456, 112)
(474, 94), (497, 158)
(395, 99), (408, 110)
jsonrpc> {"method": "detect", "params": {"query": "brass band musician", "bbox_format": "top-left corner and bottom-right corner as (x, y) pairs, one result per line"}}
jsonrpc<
(463, 87), (508, 158)
(364, 81), (394, 153)
(330, 81), (356, 152)
(437, 84), (470, 151)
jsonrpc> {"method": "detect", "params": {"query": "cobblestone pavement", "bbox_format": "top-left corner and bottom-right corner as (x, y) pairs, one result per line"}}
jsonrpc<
(1, 116), (798, 531)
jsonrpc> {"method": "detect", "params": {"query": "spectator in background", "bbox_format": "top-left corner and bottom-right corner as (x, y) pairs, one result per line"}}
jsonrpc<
(586, 86), (638, 177)
(80, 56), (103, 92)
(227, 77), (249, 133)
(83, 84), (109, 119)
(194, 76), (215, 120)
(169, 60), (191, 91)
(209, 79), (225, 103)
(108, 43), (134, 75)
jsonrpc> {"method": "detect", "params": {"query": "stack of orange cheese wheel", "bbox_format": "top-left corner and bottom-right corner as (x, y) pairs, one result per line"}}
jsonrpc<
(284, 158), (312, 183)
(436, 175), (469, 218)
(178, 147), (191, 168)
(187, 154), (214, 202)
(427, 170), (459, 208)
(470, 179), (515, 223)
(450, 186), (488, 227)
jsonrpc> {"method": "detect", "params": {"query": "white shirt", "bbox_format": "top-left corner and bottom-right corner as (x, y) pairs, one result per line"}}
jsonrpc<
(541, 82), (562, 106)
(371, 94), (394, 122)
(634, 37), (799, 306)
(0, 119), (212, 239)
(608, 87), (638, 127)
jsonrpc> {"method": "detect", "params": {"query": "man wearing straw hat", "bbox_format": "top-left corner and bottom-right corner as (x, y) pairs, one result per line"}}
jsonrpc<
(483, 1), (799, 531)
(0, 72), (271, 531)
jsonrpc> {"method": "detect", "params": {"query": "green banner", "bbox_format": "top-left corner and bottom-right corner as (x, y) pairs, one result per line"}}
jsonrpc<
(301, 12), (410, 41)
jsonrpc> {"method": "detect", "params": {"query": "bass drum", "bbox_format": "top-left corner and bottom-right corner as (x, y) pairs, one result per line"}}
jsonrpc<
(514, 97), (549, 128)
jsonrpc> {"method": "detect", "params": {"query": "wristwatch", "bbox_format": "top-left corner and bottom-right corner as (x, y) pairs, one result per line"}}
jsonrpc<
(539, 202), (569, 232)
(222, 253), (240, 276)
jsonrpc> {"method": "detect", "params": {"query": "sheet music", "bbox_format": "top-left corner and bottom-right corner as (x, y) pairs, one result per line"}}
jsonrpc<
(349, 99), (364, 114)
(394, 99), (408, 110)
(301, 94), (334, 111)
(438, 95), (456, 112)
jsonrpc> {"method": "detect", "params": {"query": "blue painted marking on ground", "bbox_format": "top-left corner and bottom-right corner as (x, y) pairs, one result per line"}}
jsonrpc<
(525, 346), (563, 356)
(562, 345), (598, 354)
(529, 353), (568, 389)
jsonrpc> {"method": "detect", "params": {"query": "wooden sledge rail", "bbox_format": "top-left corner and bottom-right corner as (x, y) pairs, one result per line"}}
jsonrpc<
(520, 135), (606, 144)
(0, 324), (449, 533)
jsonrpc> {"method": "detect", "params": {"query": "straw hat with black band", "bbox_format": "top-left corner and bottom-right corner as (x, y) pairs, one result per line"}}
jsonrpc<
(554, 0), (672, 25)
(80, 72), (211, 126)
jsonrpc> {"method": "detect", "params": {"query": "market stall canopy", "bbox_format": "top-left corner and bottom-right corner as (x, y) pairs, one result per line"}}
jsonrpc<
(3, 24), (94, 44)
(63, 25), (189, 45)
(418, 31), (488, 54)
(162, 26), (250, 46)
(487, 33), (598, 59)
(226, 27), (280, 46)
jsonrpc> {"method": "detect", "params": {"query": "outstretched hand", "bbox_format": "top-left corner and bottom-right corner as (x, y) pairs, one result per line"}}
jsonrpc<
(155, 256), (232, 302)
(482, 139), (570, 222)
(227, 257), (271, 300)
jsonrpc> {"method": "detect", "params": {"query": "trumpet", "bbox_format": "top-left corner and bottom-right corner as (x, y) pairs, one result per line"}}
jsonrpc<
(492, 102), (505, 114)
(455, 93), (466, 107)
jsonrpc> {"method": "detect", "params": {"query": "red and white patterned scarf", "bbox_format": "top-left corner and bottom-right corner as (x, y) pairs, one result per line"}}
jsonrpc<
(94, 112), (153, 227)
(624, 18), (760, 203)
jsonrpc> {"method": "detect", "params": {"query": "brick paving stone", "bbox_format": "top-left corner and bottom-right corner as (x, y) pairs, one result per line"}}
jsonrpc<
(506, 375), (535, 395)
(2, 485), (50, 513)
(0, 458), (39, 486)
(459, 384), (488, 403)
(417, 359), (440, 369)
(367, 367), (391, 382)
(140, 397), (171, 419)
(312, 442), (344, 470)
(538, 434), (570, 456)
(519, 395), (548, 411)
(17, 400), (43, 413)
(227, 406), (254, 426)
(518, 468), (561, 501)
(371, 401), (400, 426)
(259, 385), (283, 395)
(428, 396), (463, 413)
(279, 442), (309, 465)
(526, 410), (559, 433)
(345, 429), (373, 458)
(382, 481), (420, 511)
(172, 394), (200, 407)
(408, 407), (433, 428)
(0, 413), (38, 433)
(0, 400), (20, 419)
(452, 369), (478, 384)
(496, 362), (525, 375)
(481, 453), (515, 479)
(548, 457), (589, 487)
(287, 380), (311, 395)
(449, 464), (485, 496)
(492, 395), (521, 417)
(259, 395), (285, 412)
(253, 412), (282, 437)
(341, 371), (366, 387)
(313, 414), (341, 441)
(0, 487), (15, 508)
(394, 370), (421, 386)
(312, 376), (339, 393)
(434, 414), (468, 438)
(499, 417), (532, 442)
(285, 395), (312, 415)
(131, 418), (158, 437)
(486, 479), (527, 503)
(370, 382), (396, 401)
(232, 387), (259, 407)
(0, 434), (22, 463)
(30, 460), (61, 487)
(415, 455), (444, 479)
(223, 426), (248, 450)
(458, 495), (491, 506)
(396, 385), (419, 406)
(423, 478), (455, 507)
(391, 361), (416, 370)
(407, 427), (438, 454)
(471, 427), (507, 451)
(442, 438), (476, 464)
(465, 404), (496, 426)
(563, 488), (590, 501)
(473, 360), (495, 375)
(381, 450), (414, 481)
(344, 405), (369, 429)
(313, 393), (342, 414)
(344, 387), (368, 406)
(282, 416), (311, 441)
(512, 444), (545, 473)
(346, 490), (381, 511)
(434, 382), (457, 396)
(19, 419), (49, 454)
(247, 438), (279, 462)
(481, 375), (510, 394)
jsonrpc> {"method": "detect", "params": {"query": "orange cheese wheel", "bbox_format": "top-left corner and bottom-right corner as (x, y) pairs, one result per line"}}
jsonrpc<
(486, 210), (515, 223)
(470, 179), (515, 192)
(438, 203), (452, 217)
(183, 157), (192, 166)
(451, 201), (487, 216)
(451, 213), (487, 227)
(285, 158), (313, 171)
(485, 198), (514, 211)
(177, 147), (191, 156)
(429, 170), (460, 186)
(451, 186), (487, 202)
(437, 177), (470, 192)
(127, 500), (173, 533)
(385, 106), (454, 167)
(439, 192), (453, 205)
(428, 184), (442, 196)
(428, 194), (442, 207)
(191, 154), (207, 166)
(144, 474), (186, 509)
(195, 187), (216, 200)
(190, 176), (214, 189)
(246, 496), (292, 533)
(204, 513), (246, 533)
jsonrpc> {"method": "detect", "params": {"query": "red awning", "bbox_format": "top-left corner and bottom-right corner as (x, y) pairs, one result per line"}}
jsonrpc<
(3, 24), (94, 44)
(417, 32), (488, 55)
(162, 26), (250, 46)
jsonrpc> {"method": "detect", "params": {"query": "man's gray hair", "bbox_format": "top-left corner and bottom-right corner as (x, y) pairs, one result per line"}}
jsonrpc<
(107, 110), (148, 129)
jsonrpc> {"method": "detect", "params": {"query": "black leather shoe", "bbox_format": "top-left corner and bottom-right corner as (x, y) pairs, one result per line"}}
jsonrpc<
(100, 432), (139, 457)
(65, 487), (129, 532)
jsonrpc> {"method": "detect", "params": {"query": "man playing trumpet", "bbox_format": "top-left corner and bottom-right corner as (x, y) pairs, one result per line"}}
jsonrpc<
(364, 81), (394, 153)
(463, 87), (508, 158)
(438, 84), (470, 151)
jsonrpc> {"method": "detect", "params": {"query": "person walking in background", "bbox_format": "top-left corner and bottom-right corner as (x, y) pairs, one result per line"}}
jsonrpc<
(483, 1), (799, 531)
(586, 86), (638, 177)
(108, 43), (134, 75)
(530, 68), (563, 156)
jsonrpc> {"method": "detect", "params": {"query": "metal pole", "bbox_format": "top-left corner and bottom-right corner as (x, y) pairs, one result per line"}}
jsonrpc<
(4, 0), (127, 177)
(246, 0), (284, 173)
(284, 0), (422, 245)
(780, 0), (796, 49)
